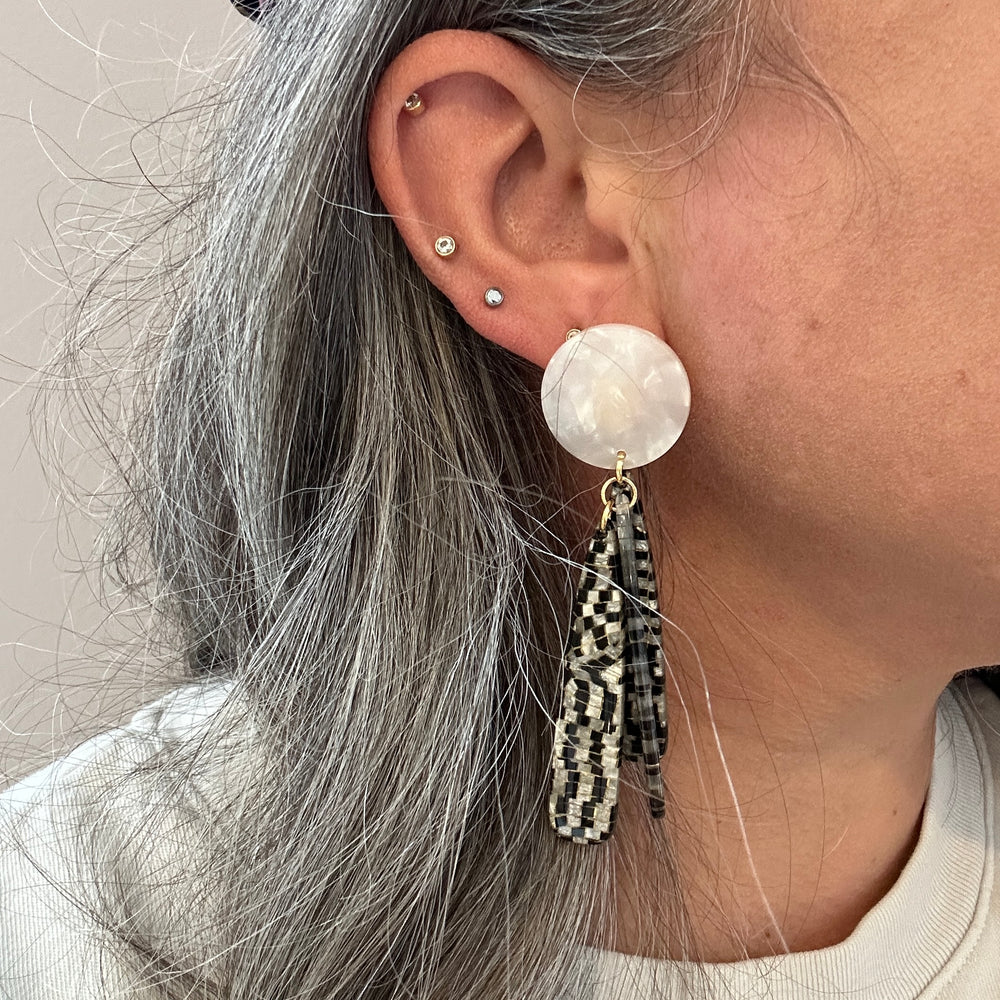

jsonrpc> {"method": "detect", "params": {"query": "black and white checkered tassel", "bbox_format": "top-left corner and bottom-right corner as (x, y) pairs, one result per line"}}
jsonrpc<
(548, 478), (668, 843)
(612, 485), (667, 817)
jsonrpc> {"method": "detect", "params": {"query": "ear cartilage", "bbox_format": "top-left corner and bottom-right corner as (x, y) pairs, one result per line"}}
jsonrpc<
(434, 236), (456, 257)
(403, 92), (425, 115)
(484, 287), (505, 308)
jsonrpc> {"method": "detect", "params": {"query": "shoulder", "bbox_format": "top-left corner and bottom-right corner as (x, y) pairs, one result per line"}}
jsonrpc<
(2, 679), (235, 802)
(0, 678), (235, 999)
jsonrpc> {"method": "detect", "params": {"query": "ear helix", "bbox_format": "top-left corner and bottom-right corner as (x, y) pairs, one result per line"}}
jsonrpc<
(405, 56), (688, 843)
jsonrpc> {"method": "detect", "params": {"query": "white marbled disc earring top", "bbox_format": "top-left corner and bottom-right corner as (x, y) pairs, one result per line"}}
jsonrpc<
(540, 323), (691, 470)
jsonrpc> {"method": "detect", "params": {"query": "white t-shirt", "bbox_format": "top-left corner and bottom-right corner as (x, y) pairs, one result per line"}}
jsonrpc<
(1, 676), (998, 999)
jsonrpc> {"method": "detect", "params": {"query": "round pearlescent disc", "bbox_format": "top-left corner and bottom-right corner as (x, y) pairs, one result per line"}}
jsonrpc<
(540, 324), (691, 469)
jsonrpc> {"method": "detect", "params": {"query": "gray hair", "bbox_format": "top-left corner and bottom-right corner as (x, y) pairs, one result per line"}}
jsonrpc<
(34, 0), (756, 996)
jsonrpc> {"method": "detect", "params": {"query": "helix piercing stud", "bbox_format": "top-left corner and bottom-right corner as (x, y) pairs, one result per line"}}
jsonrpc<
(403, 93), (425, 115)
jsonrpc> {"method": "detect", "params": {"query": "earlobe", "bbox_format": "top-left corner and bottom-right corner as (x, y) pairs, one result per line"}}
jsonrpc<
(366, 30), (659, 370)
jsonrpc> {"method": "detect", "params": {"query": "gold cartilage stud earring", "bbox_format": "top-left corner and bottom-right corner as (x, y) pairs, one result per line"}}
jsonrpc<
(403, 92), (425, 115)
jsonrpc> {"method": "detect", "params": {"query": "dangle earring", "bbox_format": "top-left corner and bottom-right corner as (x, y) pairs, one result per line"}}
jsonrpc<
(541, 324), (691, 844)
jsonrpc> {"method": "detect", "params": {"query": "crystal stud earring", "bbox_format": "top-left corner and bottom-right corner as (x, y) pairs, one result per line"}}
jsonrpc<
(403, 92), (425, 115)
(484, 287), (505, 308)
(434, 236), (456, 257)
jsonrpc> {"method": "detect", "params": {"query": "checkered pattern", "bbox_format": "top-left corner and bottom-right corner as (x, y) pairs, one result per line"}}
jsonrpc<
(617, 491), (668, 766)
(548, 520), (626, 844)
(613, 487), (667, 818)
(548, 485), (670, 844)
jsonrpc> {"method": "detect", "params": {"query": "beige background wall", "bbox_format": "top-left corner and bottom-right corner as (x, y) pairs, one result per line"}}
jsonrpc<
(0, 0), (245, 779)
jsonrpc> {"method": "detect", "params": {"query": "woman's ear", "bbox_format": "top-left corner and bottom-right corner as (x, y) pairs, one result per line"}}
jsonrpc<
(366, 29), (663, 370)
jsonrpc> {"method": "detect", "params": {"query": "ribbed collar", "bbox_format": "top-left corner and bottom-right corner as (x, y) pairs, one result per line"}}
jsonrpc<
(582, 684), (993, 1000)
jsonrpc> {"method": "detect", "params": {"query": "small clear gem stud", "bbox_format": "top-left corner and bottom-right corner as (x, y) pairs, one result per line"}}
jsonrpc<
(403, 92), (424, 115)
(484, 287), (505, 308)
(434, 236), (456, 257)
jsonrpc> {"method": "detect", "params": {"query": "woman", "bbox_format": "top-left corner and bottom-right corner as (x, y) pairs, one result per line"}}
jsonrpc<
(2, 0), (999, 996)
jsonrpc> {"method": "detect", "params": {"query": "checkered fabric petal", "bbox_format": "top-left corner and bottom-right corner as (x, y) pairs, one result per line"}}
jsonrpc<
(620, 491), (668, 762)
(548, 519), (626, 844)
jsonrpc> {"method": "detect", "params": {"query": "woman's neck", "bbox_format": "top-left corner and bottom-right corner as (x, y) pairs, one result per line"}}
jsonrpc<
(600, 505), (950, 963)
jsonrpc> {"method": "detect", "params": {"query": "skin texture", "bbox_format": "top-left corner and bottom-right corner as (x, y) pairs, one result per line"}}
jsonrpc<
(367, 6), (1000, 962)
